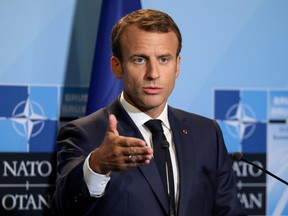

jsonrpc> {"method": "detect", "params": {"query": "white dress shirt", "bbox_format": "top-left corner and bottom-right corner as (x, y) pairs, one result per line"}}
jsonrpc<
(83, 93), (179, 201)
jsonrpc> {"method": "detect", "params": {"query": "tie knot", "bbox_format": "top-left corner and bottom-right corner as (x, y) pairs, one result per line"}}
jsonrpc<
(144, 119), (163, 133)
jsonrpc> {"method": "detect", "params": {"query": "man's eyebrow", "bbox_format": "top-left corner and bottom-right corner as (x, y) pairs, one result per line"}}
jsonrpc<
(158, 53), (173, 58)
(128, 53), (174, 60)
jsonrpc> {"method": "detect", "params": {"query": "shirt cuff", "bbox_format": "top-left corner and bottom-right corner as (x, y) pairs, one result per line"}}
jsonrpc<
(83, 153), (111, 197)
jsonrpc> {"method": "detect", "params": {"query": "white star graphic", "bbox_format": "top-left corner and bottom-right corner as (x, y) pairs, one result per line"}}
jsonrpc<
(11, 98), (46, 140)
(225, 102), (256, 141)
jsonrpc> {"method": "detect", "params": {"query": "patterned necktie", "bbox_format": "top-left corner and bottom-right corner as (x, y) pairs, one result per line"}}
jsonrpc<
(145, 119), (175, 216)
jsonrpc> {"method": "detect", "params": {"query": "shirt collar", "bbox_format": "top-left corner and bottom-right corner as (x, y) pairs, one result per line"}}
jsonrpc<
(119, 92), (170, 129)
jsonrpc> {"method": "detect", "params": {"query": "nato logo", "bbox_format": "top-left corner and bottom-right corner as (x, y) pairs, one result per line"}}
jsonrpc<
(0, 85), (58, 152)
(214, 90), (267, 154)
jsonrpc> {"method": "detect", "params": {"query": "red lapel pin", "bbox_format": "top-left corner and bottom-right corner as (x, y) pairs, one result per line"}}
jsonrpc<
(182, 129), (188, 134)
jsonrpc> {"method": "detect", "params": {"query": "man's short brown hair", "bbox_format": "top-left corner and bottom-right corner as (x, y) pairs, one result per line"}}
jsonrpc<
(111, 9), (182, 61)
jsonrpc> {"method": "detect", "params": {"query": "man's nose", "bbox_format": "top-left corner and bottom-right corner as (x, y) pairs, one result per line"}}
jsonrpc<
(146, 60), (160, 80)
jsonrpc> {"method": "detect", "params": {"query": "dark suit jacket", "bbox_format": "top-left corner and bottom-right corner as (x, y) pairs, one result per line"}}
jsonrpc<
(51, 99), (247, 216)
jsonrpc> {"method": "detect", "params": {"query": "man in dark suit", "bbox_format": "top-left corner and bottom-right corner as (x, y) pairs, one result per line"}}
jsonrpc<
(52, 9), (247, 216)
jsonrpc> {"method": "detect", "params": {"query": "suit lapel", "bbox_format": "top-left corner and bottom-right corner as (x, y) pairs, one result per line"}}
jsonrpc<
(168, 107), (196, 215)
(108, 100), (170, 213)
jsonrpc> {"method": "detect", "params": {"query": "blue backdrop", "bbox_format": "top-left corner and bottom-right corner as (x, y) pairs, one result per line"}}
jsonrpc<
(0, 1), (287, 215)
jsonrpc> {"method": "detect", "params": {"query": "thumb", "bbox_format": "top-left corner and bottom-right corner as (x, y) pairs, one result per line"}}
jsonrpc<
(107, 114), (119, 136)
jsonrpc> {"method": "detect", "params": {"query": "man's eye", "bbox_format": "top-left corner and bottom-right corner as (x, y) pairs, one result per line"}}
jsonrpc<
(133, 57), (145, 64)
(159, 57), (170, 63)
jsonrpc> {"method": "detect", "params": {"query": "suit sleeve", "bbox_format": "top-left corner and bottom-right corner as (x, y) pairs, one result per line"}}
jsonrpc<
(51, 121), (104, 216)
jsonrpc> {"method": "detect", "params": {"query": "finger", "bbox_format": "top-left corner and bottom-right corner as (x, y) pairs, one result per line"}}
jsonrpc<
(126, 146), (153, 157)
(118, 137), (147, 148)
(124, 154), (152, 168)
(125, 147), (153, 163)
(133, 152), (153, 162)
(123, 154), (138, 168)
(108, 114), (119, 136)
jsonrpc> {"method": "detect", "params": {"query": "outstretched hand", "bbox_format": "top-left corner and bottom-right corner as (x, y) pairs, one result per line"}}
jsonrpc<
(89, 114), (153, 174)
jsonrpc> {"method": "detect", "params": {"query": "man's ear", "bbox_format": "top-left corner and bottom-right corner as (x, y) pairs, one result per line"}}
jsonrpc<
(111, 56), (122, 78)
(175, 55), (181, 78)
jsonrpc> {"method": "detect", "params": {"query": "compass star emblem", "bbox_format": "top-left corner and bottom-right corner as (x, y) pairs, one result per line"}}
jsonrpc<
(11, 98), (46, 140)
(224, 102), (256, 141)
